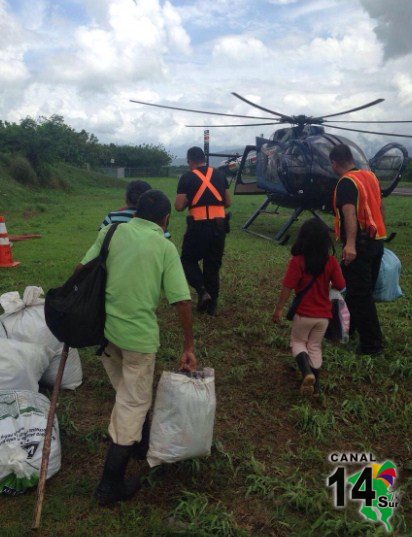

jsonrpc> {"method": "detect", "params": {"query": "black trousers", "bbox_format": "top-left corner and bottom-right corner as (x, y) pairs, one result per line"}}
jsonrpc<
(341, 238), (384, 354)
(181, 219), (226, 300)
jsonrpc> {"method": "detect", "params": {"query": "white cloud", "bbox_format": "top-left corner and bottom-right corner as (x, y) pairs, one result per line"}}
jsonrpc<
(213, 36), (270, 62)
(394, 74), (412, 106)
(41, 0), (190, 90)
(0, 0), (30, 86)
(1, 0), (412, 155)
(268, 0), (298, 4)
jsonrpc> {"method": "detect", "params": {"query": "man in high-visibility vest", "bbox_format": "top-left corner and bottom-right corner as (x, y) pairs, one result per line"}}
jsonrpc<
(330, 143), (385, 356)
(175, 146), (231, 316)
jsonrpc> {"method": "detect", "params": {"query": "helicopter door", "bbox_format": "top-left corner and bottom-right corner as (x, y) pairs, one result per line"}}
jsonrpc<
(369, 143), (408, 197)
(234, 145), (265, 195)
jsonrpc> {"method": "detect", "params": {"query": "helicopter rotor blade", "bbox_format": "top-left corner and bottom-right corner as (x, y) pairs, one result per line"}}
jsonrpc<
(185, 122), (284, 128)
(231, 92), (293, 121)
(323, 119), (412, 124)
(129, 99), (277, 121)
(320, 98), (384, 119)
(321, 123), (412, 138)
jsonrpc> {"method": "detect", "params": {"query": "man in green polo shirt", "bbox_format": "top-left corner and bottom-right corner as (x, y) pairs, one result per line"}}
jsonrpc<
(80, 189), (196, 506)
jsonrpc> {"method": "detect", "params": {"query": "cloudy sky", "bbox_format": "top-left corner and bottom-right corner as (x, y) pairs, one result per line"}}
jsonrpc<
(1, 0), (412, 156)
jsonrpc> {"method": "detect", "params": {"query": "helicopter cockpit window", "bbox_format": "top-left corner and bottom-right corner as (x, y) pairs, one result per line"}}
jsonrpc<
(262, 143), (283, 185)
(340, 137), (370, 169)
(371, 148), (403, 181)
(310, 136), (336, 172)
(370, 143), (407, 196)
(280, 142), (310, 194)
(240, 151), (257, 183)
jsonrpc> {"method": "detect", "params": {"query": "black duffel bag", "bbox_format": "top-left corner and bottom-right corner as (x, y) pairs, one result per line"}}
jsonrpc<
(44, 223), (119, 348)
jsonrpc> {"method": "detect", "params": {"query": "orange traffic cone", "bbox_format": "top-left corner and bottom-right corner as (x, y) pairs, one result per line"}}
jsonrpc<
(0, 216), (20, 267)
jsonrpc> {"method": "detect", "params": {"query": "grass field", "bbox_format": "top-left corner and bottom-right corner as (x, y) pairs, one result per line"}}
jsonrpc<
(0, 165), (411, 536)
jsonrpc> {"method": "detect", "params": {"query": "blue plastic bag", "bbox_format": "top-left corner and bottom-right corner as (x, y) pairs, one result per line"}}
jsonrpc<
(373, 248), (403, 302)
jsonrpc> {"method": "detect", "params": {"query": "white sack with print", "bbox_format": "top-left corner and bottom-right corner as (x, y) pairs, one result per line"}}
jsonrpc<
(0, 390), (61, 495)
(147, 369), (216, 468)
(0, 286), (82, 389)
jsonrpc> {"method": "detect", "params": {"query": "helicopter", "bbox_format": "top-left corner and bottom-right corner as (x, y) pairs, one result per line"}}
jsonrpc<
(130, 93), (411, 243)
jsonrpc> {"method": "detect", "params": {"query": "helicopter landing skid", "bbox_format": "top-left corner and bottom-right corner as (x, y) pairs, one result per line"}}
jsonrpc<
(242, 201), (328, 244)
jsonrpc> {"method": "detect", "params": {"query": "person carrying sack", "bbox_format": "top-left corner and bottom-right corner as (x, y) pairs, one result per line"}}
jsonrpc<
(175, 147), (231, 316)
(78, 190), (196, 506)
(272, 219), (345, 396)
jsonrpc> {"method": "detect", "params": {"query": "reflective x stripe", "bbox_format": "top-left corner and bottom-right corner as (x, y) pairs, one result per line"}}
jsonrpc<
(344, 174), (378, 234)
(191, 167), (223, 206)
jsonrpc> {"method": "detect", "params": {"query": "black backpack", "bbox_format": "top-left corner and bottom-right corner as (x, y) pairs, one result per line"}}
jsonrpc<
(44, 224), (119, 348)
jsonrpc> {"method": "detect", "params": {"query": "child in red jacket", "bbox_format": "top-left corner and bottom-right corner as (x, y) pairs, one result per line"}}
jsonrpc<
(273, 218), (345, 395)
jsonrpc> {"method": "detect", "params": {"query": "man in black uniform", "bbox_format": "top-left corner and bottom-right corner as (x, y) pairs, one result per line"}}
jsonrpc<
(175, 146), (231, 316)
(330, 144), (386, 356)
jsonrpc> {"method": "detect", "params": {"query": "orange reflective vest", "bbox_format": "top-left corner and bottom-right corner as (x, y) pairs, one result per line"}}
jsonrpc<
(333, 169), (386, 240)
(188, 167), (226, 220)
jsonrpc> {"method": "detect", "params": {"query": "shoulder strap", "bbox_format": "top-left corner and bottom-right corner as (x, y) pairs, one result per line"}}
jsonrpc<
(99, 223), (120, 261)
(295, 274), (317, 300)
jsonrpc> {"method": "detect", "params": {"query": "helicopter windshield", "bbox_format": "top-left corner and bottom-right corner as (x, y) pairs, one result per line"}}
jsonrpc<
(256, 137), (288, 191)
(279, 141), (311, 195)
(310, 134), (370, 172)
(341, 136), (370, 169)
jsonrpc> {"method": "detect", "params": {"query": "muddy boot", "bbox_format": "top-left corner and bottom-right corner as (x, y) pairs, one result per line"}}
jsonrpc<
(132, 415), (150, 460)
(94, 443), (140, 506)
(295, 352), (315, 396)
(311, 368), (321, 397)
(197, 288), (211, 313)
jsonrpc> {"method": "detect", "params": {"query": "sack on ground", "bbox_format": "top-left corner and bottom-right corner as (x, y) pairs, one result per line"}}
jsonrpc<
(0, 339), (53, 392)
(0, 390), (61, 495)
(0, 286), (82, 390)
(0, 320), (7, 338)
(147, 368), (216, 468)
(325, 289), (350, 344)
(373, 248), (403, 302)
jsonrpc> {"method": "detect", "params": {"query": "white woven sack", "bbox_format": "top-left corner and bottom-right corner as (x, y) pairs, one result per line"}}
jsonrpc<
(147, 368), (216, 468)
(0, 339), (53, 392)
(0, 286), (82, 390)
(0, 390), (61, 495)
(0, 320), (7, 338)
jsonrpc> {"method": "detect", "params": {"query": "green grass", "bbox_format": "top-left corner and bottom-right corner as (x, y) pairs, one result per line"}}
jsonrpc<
(0, 166), (411, 536)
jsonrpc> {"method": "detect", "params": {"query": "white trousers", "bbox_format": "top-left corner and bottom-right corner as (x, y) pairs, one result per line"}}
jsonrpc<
(290, 315), (329, 369)
(101, 341), (156, 446)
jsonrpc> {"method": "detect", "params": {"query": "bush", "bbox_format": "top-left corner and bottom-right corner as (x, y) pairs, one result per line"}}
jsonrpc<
(0, 152), (12, 166)
(35, 162), (52, 187)
(9, 156), (38, 185)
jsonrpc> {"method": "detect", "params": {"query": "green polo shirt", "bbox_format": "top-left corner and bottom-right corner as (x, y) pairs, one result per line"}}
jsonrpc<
(81, 218), (190, 353)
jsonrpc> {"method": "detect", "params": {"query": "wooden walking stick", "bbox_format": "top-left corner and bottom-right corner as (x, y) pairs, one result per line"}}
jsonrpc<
(32, 343), (69, 530)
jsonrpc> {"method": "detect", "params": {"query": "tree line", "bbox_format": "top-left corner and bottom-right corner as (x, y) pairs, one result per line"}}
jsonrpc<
(0, 115), (173, 172)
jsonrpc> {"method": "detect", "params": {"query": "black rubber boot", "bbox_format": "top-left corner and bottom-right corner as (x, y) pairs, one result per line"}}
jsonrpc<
(132, 415), (150, 460)
(207, 298), (218, 317)
(197, 288), (211, 313)
(295, 352), (315, 396)
(94, 443), (140, 506)
(311, 368), (321, 397)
